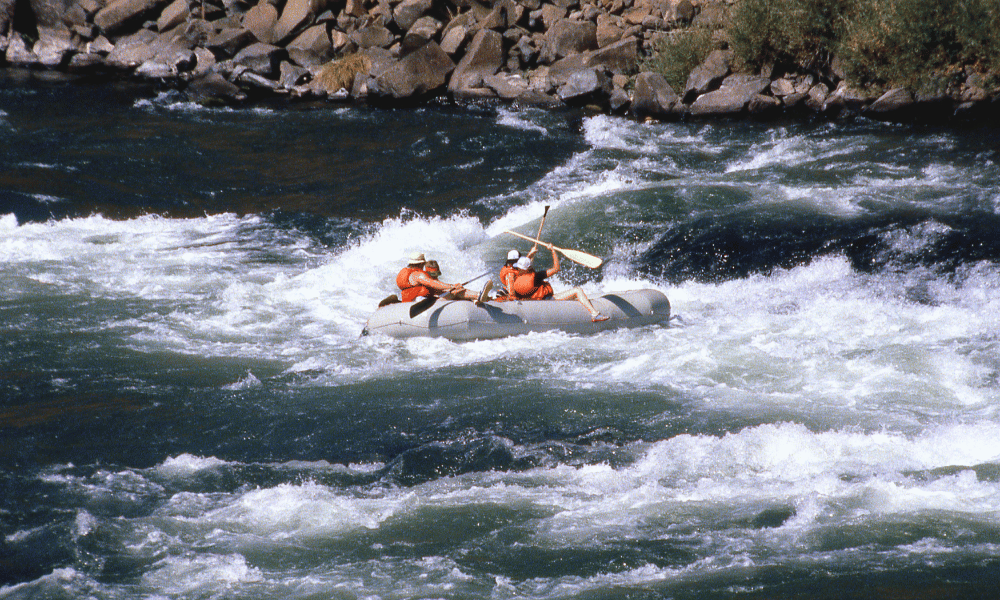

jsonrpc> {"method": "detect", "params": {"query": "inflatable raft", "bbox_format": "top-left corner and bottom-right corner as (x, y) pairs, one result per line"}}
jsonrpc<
(362, 289), (670, 341)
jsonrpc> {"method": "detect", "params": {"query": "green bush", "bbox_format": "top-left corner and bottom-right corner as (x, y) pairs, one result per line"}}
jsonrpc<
(838, 0), (962, 92)
(641, 27), (714, 91)
(728, 0), (844, 72)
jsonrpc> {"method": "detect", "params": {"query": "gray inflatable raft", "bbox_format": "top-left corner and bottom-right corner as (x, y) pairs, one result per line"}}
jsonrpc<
(362, 289), (670, 341)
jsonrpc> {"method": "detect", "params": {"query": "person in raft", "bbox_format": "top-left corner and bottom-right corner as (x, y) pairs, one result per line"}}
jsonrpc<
(510, 245), (610, 322)
(396, 252), (479, 302)
(497, 247), (538, 300)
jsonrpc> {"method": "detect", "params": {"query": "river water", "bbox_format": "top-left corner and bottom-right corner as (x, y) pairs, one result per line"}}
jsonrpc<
(3, 69), (1000, 599)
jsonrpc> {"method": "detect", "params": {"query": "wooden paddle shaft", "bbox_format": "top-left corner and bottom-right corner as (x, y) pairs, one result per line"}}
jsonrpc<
(503, 230), (603, 269)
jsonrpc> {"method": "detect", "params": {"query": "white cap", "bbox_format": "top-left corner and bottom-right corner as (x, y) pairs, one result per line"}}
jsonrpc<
(507, 249), (520, 261)
(407, 252), (425, 265)
(515, 257), (532, 270)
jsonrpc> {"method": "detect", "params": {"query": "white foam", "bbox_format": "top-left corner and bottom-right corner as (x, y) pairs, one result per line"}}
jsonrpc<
(157, 454), (230, 477)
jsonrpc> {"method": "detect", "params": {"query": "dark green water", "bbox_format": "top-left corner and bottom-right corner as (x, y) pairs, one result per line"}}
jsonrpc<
(3, 69), (1000, 599)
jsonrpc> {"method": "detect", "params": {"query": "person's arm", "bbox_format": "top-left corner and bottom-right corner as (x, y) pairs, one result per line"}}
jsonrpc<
(527, 246), (538, 259)
(545, 245), (559, 277)
(413, 271), (460, 293)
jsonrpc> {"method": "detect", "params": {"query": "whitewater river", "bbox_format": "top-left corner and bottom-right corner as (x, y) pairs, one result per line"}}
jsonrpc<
(2, 70), (1000, 599)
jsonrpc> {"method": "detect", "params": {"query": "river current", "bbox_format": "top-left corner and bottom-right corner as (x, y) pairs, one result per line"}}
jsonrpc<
(2, 70), (1000, 599)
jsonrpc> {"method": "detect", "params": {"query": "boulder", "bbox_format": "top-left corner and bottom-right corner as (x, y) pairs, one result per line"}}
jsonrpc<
(866, 87), (914, 114)
(483, 72), (528, 99)
(206, 27), (256, 57)
(287, 24), (331, 56)
(401, 15), (440, 51)
(609, 86), (629, 112)
(105, 29), (157, 68)
(6, 34), (40, 66)
(34, 27), (75, 67)
(187, 72), (246, 104)
(279, 60), (309, 87)
(558, 67), (610, 105)
(29, 0), (74, 28)
(515, 88), (564, 108)
(582, 36), (636, 74)
(540, 4), (565, 28)
(448, 28), (502, 92)
(373, 41), (454, 99)
(690, 73), (769, 116)
(541, 18), (597, 63)
(748, 93), (781, 115)
(393, 0), (432, 31)
(349, 23), (394, 48)
(243, 1), (278, 44)
(94, 0), (172, 34)
(804, 82), (829, 112)
(157, 0), (188, 32)
(440, 24), (468, 55)
(683, 48), (731, 101)
(232, 42), (286, 76)
(273, 0), (312, 43)
(770, 78), (794, 97)
(192, 46), (215, 75)
(826, 80), (869, 110)
(631, 71), (679, 118)
(596, 13), (623, 47)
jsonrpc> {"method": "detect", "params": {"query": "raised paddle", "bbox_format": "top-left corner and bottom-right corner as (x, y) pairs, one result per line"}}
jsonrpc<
(531, 205), (550, 255)
(503, 230), (604, 269)
(408, 269), (493, 319)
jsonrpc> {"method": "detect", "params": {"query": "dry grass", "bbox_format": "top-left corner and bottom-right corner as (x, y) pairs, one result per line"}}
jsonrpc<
(313, 53), (371, 93)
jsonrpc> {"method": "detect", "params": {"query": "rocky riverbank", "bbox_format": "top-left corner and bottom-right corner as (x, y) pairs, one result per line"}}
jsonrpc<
(2, 0), (997, 122)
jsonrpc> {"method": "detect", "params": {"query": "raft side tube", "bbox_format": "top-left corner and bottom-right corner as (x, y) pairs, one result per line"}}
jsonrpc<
(363, 289), (670, 341)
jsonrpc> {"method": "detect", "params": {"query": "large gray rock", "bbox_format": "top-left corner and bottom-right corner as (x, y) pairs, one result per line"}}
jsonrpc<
(29, 0), (73, 28)
(206, 27), (256, 57)
(273, 0), (312, 43)
(34, 27), (75, 67)
(243, 2), (278, 44)
(187, 72), (246, 104)
(6, 34), (40, 66)
(515, 88), (564, 109)
(632, 71), (680, 118)
(595, 13), (622, 48)
(866, 87), (914, 113)
(683, 49), (731, 101)
(402, 15), (440, 51)
(483, 72), (529, 99)
(558, 67), (610, 105)
(287, 24), (331, 56)
(690, 73), (769, 116)
(448, 28), (502, 92)
(393, 0), (432, 31)
(157, 0), (189, 32)
(582, 36), (636, 74)
(349, 23), (394, 48)
(105, 29), (157, 68)
(541, 18), (597, 63)
(748, 93), (781, 115)
(94, 0), (172, 34)
(373, 41), (454, 99)
(233, 42), (286, 76)
(804, 83), (829, 112)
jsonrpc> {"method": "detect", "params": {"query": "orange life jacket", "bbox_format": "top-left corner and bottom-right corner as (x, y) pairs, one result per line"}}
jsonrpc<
(497, 264), (519, 300)
(396, 266), (432, 302)
(512, 270), (554, 300)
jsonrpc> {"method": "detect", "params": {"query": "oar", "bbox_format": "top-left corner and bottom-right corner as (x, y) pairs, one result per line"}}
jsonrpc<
(531, 205), (550, 255)
(408, 269), (493, 319)
(503, 230), (604, 269)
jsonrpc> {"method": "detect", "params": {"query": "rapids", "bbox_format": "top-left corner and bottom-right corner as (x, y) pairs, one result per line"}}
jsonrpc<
(2, 72), (1000, 599)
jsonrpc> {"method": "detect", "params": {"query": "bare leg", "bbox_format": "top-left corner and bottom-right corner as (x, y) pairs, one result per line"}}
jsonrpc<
(552, 288), (605, 319)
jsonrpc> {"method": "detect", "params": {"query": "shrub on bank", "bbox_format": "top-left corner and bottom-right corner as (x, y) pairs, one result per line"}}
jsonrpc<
(641, 27), (714, 91)
(644, 0), (1000, 94)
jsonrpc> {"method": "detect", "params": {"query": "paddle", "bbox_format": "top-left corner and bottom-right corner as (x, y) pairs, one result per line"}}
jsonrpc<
(408, 269), (493, 319)
(531, 205), (550, 255)
(503, 230), (604, 269)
